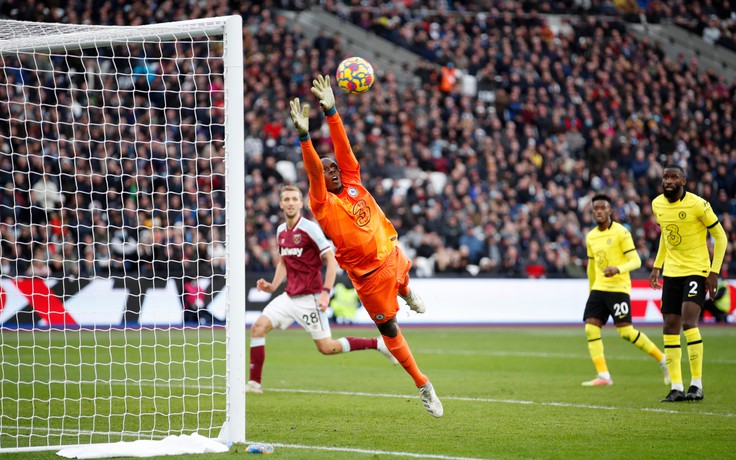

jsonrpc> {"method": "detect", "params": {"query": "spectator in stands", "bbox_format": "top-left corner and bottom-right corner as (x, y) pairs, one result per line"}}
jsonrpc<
(459, 225), (485, 265)
(438, 62), (459, 93)
(182, 276), (214, 325)
(702, 16), (722, 44)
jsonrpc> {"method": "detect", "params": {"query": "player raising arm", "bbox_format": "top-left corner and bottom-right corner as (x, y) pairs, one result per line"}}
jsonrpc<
(649, 165), (728, 402)
(246, 186), (397, 394)
(288, 75), (443, 417)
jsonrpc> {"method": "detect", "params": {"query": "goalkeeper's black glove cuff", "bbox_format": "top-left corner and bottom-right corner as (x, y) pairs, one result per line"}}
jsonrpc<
(298, 133), (310, 141)
(324, 106), (336, 117)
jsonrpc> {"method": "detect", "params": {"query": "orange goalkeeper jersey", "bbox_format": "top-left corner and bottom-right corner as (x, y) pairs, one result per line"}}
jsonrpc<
(300, 111), (397, 276)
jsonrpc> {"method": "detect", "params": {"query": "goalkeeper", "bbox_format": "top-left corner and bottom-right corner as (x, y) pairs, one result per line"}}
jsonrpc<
(289, 75), (443, 417)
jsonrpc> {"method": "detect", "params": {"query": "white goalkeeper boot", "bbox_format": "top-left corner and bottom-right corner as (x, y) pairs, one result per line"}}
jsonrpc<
(418, 381), (443, 417)
(400, 290), (426, 314)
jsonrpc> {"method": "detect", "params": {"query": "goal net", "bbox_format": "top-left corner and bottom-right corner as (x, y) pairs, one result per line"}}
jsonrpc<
(0, 16), (245, 452)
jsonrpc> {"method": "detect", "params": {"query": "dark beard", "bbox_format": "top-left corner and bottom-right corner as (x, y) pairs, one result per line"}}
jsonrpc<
(663, 185), (682, 200)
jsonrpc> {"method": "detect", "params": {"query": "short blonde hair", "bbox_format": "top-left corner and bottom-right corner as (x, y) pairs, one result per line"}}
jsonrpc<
(279, 185), (303, 199)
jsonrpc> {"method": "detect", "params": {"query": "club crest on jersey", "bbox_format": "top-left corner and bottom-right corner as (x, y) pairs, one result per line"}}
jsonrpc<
(293, 234), (302, 244)
(348, 186), (358, 197)
(678, 211), (686, 219)
(374, 314), (385, 320)
(607, 238), (612, 245)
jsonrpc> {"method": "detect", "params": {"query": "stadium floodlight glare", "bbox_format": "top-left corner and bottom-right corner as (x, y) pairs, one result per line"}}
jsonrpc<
(0, 15), (245, 452)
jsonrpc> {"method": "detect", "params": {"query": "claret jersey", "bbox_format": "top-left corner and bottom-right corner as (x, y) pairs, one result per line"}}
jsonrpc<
(276, 216), (333, 296)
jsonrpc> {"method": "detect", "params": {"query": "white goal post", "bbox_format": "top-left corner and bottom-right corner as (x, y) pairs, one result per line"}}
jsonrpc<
(0, 15), (245, 452)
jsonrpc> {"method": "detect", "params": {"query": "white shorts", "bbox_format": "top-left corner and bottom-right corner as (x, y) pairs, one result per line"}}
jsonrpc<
(262, 292), (332, 340)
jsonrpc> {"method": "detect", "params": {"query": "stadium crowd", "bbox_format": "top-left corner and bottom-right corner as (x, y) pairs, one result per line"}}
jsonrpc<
(0, 0), (734, 282)
(669, 0), (736, 51)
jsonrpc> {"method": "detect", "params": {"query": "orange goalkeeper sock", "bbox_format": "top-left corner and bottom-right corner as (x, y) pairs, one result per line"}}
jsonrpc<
(382, 329), (427, 387)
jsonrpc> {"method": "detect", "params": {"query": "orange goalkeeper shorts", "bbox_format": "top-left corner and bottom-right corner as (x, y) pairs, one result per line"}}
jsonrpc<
(348, 246), (411, 324)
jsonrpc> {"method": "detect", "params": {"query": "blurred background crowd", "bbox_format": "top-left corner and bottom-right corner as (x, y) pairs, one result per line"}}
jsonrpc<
(0, 0), (734, 281)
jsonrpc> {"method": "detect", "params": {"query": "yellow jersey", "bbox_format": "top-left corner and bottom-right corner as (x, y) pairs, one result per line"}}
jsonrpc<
(652, 191), (720, 277)
(586, 221), (639, 293)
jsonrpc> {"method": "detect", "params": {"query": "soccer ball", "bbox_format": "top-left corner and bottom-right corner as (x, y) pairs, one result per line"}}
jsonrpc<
(336, 57), (374, 94)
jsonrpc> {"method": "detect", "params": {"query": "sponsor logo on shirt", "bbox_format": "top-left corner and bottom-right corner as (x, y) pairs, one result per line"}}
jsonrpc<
(353, 200), (371, 227)
(280, 247), (304, 257)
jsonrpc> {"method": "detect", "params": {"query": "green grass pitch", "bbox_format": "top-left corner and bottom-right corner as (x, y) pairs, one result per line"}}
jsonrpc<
(2, 325), (735, 459)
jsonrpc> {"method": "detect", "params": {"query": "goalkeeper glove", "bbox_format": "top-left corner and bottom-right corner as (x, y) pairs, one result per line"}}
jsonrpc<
(311, 74), (335, 114)
(289, 97), (309, 137)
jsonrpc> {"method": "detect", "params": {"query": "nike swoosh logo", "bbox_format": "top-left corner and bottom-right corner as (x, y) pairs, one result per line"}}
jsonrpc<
(687, 294), (696, 297)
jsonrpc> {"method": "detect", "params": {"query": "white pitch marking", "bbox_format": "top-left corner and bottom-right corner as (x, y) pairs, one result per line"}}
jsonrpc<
(268, 388), (736, 417)
(261, 441), (494, 460)
(419, 349), (736, 364)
